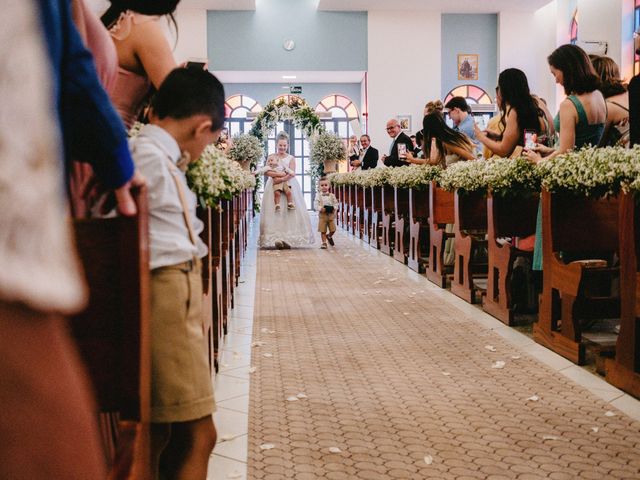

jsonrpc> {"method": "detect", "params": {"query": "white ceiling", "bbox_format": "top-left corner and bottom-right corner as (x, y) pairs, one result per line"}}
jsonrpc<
(318, 0), (554, 13)
(181, 0), (553, 13)
(213, 70), (366, 84)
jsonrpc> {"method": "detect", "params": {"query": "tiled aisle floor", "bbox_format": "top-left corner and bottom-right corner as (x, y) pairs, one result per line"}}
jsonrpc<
(209, 218), (640, 480)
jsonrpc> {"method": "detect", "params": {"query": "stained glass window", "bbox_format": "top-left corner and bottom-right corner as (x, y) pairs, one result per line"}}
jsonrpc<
(570, 9), (578, 45)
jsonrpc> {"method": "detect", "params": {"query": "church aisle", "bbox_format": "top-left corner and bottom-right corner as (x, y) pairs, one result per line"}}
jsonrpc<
(243, 226), (640, 480)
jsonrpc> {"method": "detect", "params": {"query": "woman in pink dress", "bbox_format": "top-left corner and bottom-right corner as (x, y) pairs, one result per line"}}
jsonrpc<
(102, 0), (180, 128)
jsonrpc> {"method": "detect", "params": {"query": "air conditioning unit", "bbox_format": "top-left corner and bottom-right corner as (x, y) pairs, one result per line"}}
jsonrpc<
(578, 40), (608, 56)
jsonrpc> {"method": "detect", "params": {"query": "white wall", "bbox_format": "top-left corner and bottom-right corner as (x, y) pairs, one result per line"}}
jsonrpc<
(367, 11), (441, 151)
(578, 0), (623, 66)
(164, 7), (208, 65)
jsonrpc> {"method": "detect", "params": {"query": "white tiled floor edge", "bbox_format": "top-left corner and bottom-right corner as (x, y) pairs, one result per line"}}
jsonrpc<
(207, 222), (257, 480)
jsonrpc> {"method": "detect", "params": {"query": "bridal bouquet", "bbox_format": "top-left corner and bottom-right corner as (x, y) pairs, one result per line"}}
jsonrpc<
(386, 164), (442, 190)
(227, 133), (264, 170)
(539, 146), (640, 198)
(187, 145), (256, 209)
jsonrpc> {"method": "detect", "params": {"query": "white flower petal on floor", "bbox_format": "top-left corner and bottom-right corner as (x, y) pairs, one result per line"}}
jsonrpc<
(286, 396), (299, 402)
(424, 455), (433, 465)
(259, 443), (275, 450)
(260, 328), (268, 333)
(261, 288), (272, 292)
(542, 435), (560, 441)
(591, 427), (599, 433)
(511, 355), (521, 360)
(219, 434), (234, 442)
(263, 353), (273, 358)
(442, 372), (451, 376)
(491, 361), (506, 369)
(605, 411), (616, 417)
(248, 367), (257, 374)
(526, 395), (540, 402)
(385, 299), (393, 303)
(328, 447), (342, 453)
(296, 393), (307, 399)
(485, 345), (497, 352)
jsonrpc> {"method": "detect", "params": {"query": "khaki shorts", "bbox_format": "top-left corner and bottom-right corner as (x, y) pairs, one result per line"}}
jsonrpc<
(273, 181), (290, 193)
(318, 212), (336, 233)
(150, 259), (215, 423)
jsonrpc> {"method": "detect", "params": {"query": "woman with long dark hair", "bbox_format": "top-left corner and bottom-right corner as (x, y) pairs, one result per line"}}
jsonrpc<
(102, 0), (180, 127)
(474, 68), (554, 157)
(591, 55), (629, 147)
(405, 111), (476, 166)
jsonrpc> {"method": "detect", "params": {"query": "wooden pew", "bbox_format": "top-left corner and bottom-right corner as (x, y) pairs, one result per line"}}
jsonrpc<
(380, 185), (395, 255)
(482, 192), (539, 325)
(363, 186), (372, 243)
(354, 185), (366, 239)
(370, 186), (384, 249)
(605, 192), (640, 397)
(339, 185), (348, 228)
(233, 195), (241, 287)
(197, 207), (215, 373)
(71, 187), (151, 479)
(221, 199), (232, 335)
(393, 187), (410, 264)
(426, 183), (455, 288)
(407, 187), (430, 273)
(450, 190), (488, 304)
(533, 191), (620, 364)
(346, 185), (356, 235)
(211, 206), (224, 371)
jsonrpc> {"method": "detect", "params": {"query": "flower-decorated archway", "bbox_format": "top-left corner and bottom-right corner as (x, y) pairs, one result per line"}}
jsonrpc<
(249, 96), (325, 142)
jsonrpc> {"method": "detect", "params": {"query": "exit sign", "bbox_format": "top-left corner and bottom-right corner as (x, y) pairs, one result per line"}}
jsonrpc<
(289, 85), (302, 94)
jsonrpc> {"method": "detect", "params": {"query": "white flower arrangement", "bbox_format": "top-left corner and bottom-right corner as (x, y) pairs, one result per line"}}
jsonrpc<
(386, 165), (442, 190)
(438, 160), (491, 194)
(227, 134), (264, 169)
(187, 145), (255, 210)
(310, 132), (347, 168)
(539, 146), (640, 198)
(356, 168), (392, 188)
(327, 172), (356, 186)
(128, 121), (144, 138)
(483, 156), (541, 198)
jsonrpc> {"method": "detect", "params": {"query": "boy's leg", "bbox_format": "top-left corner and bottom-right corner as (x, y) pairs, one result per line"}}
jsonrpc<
(320, 232), (328, 248)
(151, 422), (172, 479)
(160, 416), (217, 480)
(327, 216), (336, 246)
(274, 190), (281, 205)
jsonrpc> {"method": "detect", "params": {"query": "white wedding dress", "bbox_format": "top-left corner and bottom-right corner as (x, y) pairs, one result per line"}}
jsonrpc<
(258, 155), (316, 248)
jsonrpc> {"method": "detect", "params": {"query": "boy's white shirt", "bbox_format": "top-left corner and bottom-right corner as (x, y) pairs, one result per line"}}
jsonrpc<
(315, 191), (338, 211)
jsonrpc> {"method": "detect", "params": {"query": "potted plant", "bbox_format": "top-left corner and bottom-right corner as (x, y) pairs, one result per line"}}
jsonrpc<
(311, 132), (346, 175)
(227, 133), (264, 171)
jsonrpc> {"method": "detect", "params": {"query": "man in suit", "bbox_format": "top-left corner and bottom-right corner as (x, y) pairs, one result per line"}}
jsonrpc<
(351, 134), (378, 170)
(382, 119), (413, 167)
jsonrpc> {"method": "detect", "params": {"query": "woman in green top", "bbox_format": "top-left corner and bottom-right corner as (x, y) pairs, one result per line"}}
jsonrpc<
(526, 44), (606, 271)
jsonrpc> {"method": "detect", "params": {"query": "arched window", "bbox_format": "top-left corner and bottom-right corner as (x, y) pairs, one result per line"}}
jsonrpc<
(634, 0), (640, 75)
(224, 94), (262, 136)
(570, 9), (578, 45)
(444, 85), (493, 105)
(443, 85), (495, 130)
(315, 95), (359, 165)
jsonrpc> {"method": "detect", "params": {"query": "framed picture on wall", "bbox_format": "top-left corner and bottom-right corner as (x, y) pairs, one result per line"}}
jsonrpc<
(457, 54), (478, 80)
(397, 114), (411, 132)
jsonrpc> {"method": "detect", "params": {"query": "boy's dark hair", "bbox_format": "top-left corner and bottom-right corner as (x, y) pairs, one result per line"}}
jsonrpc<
(444, 96), (471, 113)
(151, 67), (225, 131)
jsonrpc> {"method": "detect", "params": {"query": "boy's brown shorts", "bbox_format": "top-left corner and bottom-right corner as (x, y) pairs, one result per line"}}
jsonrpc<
(273, 182), (290, 193)
(318, 212), (336, 233)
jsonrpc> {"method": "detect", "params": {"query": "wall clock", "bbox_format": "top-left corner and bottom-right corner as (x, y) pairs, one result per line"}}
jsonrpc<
(283, 39), (295, 51)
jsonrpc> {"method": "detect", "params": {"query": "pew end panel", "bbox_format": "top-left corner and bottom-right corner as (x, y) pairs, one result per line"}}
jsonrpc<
(380, 185), (395, 255)
(451, 190), (488, 304)
(71, 186), (151, 478)
(426, 183), (455, 288)
(483, 193), (539, 325)
(408, 187), (430, 273)
(534, 191), (621, 365)
(393, 187), (410, 264)
(370, 187), (384, 249)
(605, 192), (640, 398)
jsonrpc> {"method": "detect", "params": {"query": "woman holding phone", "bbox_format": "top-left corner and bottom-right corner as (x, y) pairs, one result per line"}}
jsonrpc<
(474, 68), (554, 158)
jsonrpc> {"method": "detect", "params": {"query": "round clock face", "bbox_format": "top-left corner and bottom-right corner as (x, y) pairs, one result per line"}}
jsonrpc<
(283, 39), (295, 51)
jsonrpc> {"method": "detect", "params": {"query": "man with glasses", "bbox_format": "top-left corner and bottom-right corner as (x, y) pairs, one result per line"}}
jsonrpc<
(381, 119), (414, 167)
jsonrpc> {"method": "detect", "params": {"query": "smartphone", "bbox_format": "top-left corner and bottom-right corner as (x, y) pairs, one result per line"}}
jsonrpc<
(524, 130), (537, 149)
(397, 143), (407, 159)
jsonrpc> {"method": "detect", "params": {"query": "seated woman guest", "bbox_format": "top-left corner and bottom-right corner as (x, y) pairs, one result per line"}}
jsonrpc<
(102, 0), (180, 128)
(405, 112), (476, 167)
(591, 55), (630, 147)
(525, 44), (606, 273)
(474, 68), (554, 158)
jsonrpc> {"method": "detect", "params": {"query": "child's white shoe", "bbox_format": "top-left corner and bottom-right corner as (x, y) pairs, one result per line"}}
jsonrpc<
(287, 203), (295, 210)
(275, 204), (281, 212)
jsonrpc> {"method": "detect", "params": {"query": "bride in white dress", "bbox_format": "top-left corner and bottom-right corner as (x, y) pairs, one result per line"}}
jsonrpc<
(258, 133), (315, 248)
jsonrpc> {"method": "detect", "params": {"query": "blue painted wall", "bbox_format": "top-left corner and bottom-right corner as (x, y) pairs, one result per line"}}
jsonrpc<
(441, 14), (498, 100)
(207, 0), (367, 71)
(223, 83), (361, 112)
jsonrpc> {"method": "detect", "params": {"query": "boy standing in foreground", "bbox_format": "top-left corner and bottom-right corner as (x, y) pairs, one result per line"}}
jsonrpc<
(130, 67), (224, 479)
(315, 177), (339, 249)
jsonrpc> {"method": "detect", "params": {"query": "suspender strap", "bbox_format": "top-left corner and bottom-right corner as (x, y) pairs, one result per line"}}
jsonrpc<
(165, 159), (197, 246)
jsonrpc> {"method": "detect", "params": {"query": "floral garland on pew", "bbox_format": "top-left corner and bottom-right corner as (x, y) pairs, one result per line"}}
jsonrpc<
(187, 145), (256, 211)
(386, 164), (442, 190)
